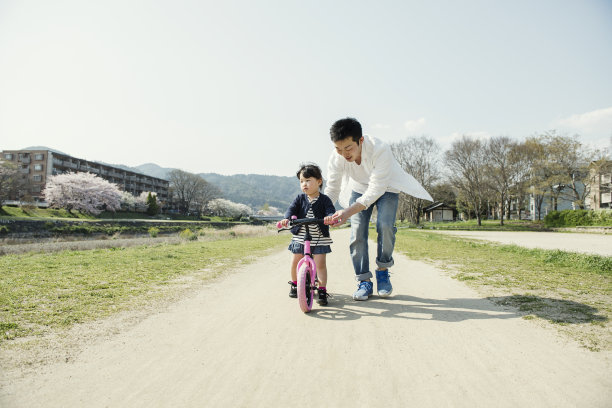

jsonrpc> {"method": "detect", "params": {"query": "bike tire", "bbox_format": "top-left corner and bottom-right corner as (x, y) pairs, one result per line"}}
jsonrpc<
(297, 262), (314, 313)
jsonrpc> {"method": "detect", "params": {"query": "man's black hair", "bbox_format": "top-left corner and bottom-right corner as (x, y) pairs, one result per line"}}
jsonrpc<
(330, 117), (362, 143)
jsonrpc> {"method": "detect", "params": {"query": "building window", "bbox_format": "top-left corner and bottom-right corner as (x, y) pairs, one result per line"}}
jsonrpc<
(32, 186), (41, 193)
(35, 154), (44, 160)
(33, 175), (42, 181)
(34, 164), (43, 171)
(4, 153), (13, 160)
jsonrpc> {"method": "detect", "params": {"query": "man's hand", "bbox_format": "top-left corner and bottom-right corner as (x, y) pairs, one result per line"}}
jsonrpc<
(330, 202), (366, 227)
(330, 209), (348, 226)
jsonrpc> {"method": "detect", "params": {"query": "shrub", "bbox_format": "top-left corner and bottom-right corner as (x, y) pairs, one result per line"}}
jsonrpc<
(0, 225), (9, 234)
(544, 209), (612, 227)
(148, 227), (160, 238)
(179, 228), (197, 241)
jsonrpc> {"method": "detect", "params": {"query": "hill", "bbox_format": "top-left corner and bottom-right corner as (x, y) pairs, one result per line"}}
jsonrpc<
(119, 163), (299, 211)
(199, 173), (300, 210)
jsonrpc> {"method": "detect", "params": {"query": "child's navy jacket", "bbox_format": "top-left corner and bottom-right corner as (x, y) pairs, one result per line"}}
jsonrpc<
(284, 193), (336, 237)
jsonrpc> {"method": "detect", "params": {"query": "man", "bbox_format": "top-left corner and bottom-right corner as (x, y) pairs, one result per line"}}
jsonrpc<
(325, 117), (433, 300)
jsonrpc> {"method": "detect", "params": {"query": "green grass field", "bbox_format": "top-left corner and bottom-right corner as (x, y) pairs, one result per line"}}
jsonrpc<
(399, 218), (551, 231)
(0, 230), (287, 343)
(0, 206), (232, 222)
(394, 229), (612, 350)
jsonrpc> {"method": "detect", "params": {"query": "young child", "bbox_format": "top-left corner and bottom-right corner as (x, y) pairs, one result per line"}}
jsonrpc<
(280, 163), (336, 305)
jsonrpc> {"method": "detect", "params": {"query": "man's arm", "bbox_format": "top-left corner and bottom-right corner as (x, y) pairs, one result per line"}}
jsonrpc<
(324, 151), (343, 205)
(330, 142), (394, 226)
(330, 201), (366, 226)
(354, 143), (393, 209)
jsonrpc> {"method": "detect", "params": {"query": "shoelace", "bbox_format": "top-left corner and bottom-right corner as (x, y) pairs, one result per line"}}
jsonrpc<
(376, 270), (391, 283)
(318, 289), (333, 299)
(358, 281), (372, 291)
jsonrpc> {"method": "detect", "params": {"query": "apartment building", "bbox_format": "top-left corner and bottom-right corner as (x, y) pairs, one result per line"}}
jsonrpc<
(1, 148), (169, 204)
(586, 160), (612, 210)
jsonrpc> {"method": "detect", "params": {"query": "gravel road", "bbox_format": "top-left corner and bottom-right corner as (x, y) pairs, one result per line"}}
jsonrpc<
(1, 228), (610, 407)
(423, 230), (612, 256)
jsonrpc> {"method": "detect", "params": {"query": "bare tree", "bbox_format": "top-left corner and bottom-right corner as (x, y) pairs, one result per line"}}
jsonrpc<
(193, 182), (222, 216)
(445, 136), (489, 226)
(507, 141), (532, 220)
(0, 159), (20, 206)
(485, 136), (520, 225)
(523, 137), (548, 219)
(528, 131), (596, 211)
(391, 136), (440, 224)
(169, 169), (220, 215)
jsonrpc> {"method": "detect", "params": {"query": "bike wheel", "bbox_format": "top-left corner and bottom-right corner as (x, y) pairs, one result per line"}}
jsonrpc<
(297, 262), (314, 313)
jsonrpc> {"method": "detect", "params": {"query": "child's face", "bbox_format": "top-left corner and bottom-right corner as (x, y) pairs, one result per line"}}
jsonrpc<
(300, 174), (322, 197)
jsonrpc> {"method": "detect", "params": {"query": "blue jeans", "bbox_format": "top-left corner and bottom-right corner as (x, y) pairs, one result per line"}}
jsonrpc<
(349, 191), (399, 281)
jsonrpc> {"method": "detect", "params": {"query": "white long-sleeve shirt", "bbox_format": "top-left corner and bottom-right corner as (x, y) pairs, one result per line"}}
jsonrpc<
(325, 135), (433, 209)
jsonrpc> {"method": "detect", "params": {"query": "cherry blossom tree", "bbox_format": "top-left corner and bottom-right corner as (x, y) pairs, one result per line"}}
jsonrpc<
(207, 198), (252, 218)
(256, 203), (282, 217)
(43, 172), (122, 215)
(120, 191), (136, 212)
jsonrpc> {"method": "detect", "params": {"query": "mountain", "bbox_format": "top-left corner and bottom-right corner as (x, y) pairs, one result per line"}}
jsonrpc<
(23, 146), (68, 155)
(124, 163), (299, 210)
(199, 173), (300, 210)
(134, 163), (175, 180)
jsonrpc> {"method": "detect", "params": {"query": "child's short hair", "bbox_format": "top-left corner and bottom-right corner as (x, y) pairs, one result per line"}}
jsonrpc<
(296, 163), (323, 182)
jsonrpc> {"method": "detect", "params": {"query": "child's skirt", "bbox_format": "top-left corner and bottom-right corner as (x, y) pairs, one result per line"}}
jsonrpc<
(288, 241), (332, 255)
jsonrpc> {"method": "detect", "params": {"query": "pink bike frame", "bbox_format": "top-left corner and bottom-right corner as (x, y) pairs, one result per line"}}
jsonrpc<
(296, 238), (317, 287)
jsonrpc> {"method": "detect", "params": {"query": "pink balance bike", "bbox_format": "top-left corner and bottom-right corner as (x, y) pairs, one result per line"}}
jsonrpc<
(277, 216), (331, 313)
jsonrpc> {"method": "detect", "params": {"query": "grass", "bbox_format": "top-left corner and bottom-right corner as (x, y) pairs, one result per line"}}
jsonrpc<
(394, 229), (612, 350)
(399, 219), (552, 231)
(0, 226), (286, 343)
(0, 206), (94, 219)
(0, 205), (235, 222)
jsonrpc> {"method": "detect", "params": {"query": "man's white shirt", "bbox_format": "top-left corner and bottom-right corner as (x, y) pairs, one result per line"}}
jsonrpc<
(325, 134), (433, 209)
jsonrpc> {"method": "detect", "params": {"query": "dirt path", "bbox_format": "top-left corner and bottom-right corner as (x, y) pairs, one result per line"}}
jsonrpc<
(1, 229), (610, 407)
(424, 229), (612, 256)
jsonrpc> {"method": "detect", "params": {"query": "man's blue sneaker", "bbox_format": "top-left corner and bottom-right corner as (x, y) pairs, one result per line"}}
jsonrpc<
(353, 281), (374, 301)
(376, 269), (393, 297)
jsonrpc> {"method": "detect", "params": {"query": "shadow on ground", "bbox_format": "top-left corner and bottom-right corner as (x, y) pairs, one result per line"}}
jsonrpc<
(488, 295), (608, 325)
(308, 293), (607, 325)
(309, 294), (517, 322)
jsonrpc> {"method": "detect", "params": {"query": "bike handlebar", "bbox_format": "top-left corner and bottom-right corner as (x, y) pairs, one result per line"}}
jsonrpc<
(276, 217), (336, 230)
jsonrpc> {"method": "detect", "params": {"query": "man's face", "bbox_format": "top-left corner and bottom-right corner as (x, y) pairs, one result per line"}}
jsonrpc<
(334, 136), (363, 163)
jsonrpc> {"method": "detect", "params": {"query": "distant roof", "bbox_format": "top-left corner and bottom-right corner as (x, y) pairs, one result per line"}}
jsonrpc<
(22, 146), (69, 155)
(423, 202), (455, 212)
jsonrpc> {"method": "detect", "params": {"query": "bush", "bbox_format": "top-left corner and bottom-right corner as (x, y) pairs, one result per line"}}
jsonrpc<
(0, 225), (9, 234)
(179, 228), (197, 241)
(544, 209), (612, 227)
(148, 227), (160, 238)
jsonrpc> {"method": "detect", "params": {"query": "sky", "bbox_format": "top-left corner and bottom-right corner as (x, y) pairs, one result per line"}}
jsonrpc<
(1, 0), (611, 178)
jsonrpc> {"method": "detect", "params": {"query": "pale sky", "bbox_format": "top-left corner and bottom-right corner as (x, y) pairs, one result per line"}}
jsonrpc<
(1, 0), (611, 178)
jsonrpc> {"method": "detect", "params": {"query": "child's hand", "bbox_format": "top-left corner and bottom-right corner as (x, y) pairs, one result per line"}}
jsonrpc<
(281, 218), (290, 227)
